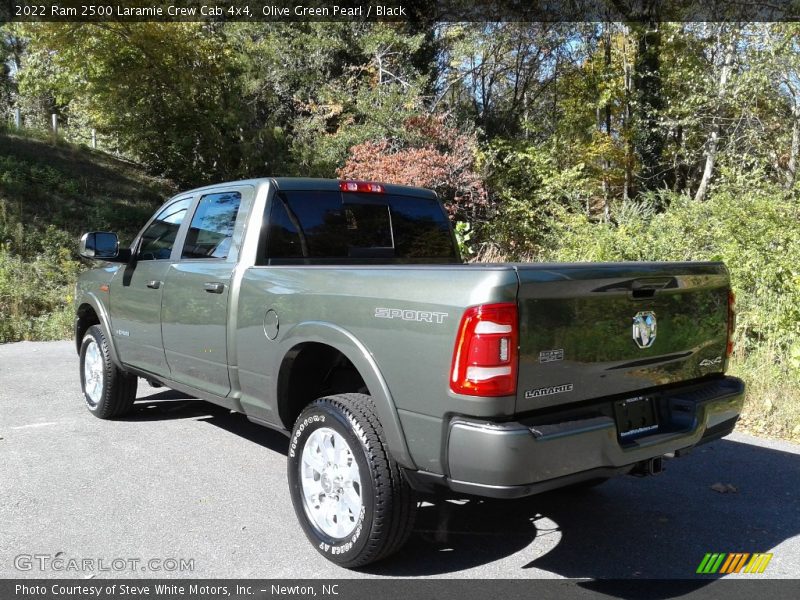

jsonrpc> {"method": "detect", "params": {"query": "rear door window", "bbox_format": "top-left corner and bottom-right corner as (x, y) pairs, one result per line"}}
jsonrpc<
(182, 191), (242, 259)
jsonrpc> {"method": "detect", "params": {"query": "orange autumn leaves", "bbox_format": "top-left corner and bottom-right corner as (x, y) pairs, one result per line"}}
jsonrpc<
(338, 115), (486, 217)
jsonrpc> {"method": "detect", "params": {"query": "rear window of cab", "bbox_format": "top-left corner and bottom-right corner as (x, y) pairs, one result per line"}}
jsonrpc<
(260, 190), (457, 265)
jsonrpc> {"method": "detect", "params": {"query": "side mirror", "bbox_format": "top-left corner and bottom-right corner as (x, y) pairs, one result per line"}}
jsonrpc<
(79, 232), (126, 261)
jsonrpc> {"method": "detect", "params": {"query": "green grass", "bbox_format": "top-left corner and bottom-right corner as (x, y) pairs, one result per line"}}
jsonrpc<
(729, 345), (800, 442)
(0, 131), (175, 341)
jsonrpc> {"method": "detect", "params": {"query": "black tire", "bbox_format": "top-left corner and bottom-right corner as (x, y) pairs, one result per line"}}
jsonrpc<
(287, 393), (417, 568)
(79, 325), (137, 419)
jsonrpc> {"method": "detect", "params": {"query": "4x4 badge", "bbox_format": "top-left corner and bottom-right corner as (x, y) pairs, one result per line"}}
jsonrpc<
(632, 311), (657, 348)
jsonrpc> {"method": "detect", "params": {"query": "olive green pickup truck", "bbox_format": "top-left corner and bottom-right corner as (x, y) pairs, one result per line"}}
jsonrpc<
(75, 178), (745, 567)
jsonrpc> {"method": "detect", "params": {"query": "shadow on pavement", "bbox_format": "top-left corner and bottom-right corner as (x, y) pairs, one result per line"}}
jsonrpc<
(125, 392), (290, 455)
(121, 390), (226, 421)
(367, 439), (798, 590)
(117, 395), (798, 591)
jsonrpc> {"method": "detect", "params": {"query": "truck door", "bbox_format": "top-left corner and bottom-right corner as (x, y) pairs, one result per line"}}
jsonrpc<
(110, 197), (193, 377)
(160, 187), (250, 397)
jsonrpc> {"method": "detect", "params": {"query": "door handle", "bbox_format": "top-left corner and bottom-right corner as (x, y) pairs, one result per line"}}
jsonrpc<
(146, 280), (162, 289)
(204, 282), (225, 294)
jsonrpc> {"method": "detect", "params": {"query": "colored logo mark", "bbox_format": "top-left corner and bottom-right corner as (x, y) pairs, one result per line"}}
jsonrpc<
(696, 552), (773, 574)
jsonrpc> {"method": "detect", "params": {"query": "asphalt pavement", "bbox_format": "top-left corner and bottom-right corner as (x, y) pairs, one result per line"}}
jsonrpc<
(1, 341), (798, 582)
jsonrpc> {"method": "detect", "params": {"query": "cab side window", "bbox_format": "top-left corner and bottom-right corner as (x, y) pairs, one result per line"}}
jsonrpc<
(182, 192), (242, 259)
(137, 198), (192, 261)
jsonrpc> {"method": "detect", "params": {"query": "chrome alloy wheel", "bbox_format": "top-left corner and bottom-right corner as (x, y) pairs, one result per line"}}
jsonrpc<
(300, 427), (363, 539)
(83, 339), (104, 405)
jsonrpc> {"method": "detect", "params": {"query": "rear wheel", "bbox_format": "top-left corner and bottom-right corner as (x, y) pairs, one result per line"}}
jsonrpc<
(288, 393), (416, 567)
(80, 325), (137, 419)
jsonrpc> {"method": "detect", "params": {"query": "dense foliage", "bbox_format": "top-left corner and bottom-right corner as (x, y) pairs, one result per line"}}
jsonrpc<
(5, 22), (800, 210)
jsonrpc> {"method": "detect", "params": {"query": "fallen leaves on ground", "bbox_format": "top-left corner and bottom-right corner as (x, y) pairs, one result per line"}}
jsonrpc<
(711, 482), (738, 493)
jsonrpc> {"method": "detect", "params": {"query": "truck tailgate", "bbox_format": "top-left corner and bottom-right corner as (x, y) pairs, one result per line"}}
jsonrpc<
(514, 262), (730, 414)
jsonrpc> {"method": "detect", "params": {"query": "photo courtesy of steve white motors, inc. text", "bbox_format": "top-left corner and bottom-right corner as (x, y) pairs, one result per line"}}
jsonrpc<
(14, 583), (340, 597)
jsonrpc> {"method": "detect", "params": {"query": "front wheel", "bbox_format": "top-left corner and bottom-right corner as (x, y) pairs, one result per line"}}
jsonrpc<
(80, 325), (137, 419)
(287, 393), (416, 568)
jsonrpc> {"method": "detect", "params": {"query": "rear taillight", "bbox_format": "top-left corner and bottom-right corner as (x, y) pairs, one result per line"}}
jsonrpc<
(339, 180), (385, 193)
(450, 303), (518, 396)
(727, 290), (736, 358)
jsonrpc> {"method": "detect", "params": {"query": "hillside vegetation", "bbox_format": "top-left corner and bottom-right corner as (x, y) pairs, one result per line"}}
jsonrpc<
(0, 132), (174, 341)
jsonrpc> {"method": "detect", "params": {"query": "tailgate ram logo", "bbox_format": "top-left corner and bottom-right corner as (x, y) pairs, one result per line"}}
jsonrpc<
(632, 311), (657, 348)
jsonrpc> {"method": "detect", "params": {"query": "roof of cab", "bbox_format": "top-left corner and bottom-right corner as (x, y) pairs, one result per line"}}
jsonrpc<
(176, 177), (437, 199)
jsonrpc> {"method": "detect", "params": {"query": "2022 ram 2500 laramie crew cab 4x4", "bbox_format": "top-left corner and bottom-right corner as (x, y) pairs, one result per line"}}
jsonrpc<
(75, 178), (745, 567)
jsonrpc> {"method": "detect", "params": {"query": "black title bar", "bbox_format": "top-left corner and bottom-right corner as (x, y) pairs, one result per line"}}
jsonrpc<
(3, 0), (800, 23)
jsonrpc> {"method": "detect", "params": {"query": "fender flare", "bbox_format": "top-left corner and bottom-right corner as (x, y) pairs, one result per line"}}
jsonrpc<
(275, 321), (416, 470)
(76, 292), (123, 368)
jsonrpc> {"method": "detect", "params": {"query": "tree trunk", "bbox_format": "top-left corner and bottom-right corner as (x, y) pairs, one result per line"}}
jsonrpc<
(786, 104), (799, 190)
(622, 32), (633, 202)
(632, 20), (665, 193)
(552, 53), (560, 165)
(673, 125), (685, 193)
(603, 25), (612, 222)
(694, 30), (736, 202)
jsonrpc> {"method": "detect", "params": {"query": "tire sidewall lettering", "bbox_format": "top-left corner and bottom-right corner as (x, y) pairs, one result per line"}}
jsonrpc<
(288, 404), (374, 561)
(288, 414), (325, 458)
(319, 505), (366, 556)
